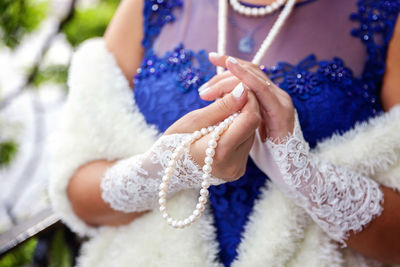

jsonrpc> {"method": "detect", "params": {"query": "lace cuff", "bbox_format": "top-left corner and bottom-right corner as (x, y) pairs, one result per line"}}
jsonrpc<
(101, 134), (224, 213)
(265, 112), (384, 244)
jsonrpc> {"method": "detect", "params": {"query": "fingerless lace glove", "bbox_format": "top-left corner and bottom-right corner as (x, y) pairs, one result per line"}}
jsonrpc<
(101, 134), (225, 213)
(250, 112), (384, 244)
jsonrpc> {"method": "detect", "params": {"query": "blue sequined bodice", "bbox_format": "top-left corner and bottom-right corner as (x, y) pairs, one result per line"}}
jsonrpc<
(133, 0), (399, 266)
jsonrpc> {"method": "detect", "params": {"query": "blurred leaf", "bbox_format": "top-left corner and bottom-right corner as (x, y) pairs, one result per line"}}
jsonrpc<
(62, 1), (119, 47)
(0, 0), (49, 49)
(0, 238), (37, 267)
(0, 140), (18, 168)
(32, 64), (69, 88)
(48, 228), (72, 267)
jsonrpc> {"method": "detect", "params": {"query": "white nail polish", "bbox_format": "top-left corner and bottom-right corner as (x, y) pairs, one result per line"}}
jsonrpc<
(209, 52), (220, 58)
(232, 83), (244, 98)
(228, 57), (238, 64)
(199, 87), (210, 96)
(198, 82), (209, 93)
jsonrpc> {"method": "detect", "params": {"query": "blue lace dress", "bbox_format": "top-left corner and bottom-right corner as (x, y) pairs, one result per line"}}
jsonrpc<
(132, 0), (400, 266)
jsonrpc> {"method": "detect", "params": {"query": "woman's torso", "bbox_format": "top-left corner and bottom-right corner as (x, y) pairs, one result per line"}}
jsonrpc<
(132, 0), (399, 265)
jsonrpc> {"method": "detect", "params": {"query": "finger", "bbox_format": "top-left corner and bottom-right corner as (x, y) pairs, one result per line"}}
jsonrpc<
(200, 76), (240, 101)
(226, 57), (281, 113)
(208, 52), (230, 69)
(209, 53), (258, 70)
(165, 83), (249, 135)
(218, 91), (261, 150)
(198, 70), (232, 95)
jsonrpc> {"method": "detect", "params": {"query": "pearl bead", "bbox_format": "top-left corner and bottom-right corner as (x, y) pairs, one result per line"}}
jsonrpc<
(251, 8), (258, 16)
(200, 188), (209, 196)
(199, 196), (207, 204)
(204, 156), (213, 165)
(159, 183), (167, 191)
(162, 212), (168, 219)
(201, 180), (210, 188)
(162, 175), (169, 182)
(208, 126), (214, 132)
(189, 215), (195, 222)
(193, 209), (200, 216)
(165, 167), (172, 175)
(271, 2), (279, 9)
(193, 131), (201, 139)
(184, 218), (190, 225)
(159, 205), (166, 212)
(172, 220), (178, 227)
(159, 198), (166, 205)
(244, 7), (251, 16)
(215, 127), (223, 135)
(202, 164), (212, 173)
(265, 6), (272, 13)
(159, 191), (166, 198)
(168, 159), (175, 167)
(208, 139), (217, 148)
(202, 173), (210, 180)
(211, 132), (220, 140)
(177, 221), (183, 228)
(167, 217), (173, 224)
(201, 128), (208, 135)
(220, 122), (227, 130)
(206, 148), (215, 156)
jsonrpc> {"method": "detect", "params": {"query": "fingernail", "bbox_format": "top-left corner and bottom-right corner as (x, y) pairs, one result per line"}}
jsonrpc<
(232, 83), (244, 99)
(198, 82), (210, 95)
(228, 57), (238, 64)
(209, 52), (220, 58)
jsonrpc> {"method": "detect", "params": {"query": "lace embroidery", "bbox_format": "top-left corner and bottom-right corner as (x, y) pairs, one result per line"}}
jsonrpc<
(266, 113), (384, 243)
(101, 134), (224, 213)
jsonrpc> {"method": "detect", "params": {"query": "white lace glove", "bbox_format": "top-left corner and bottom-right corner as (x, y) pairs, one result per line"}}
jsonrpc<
(101, 134), (225, 213)
(250, 112), (384, 244)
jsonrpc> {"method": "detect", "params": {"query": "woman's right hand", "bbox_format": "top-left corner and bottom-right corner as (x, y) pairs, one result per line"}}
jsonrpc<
(164, 84), (261, 182)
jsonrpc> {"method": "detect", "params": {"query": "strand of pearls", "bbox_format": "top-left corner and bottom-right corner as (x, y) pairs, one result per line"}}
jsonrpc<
(218, 0), (297, 69)
(159, 113), (238, 229)
(230, 0), (286, 17)
(159, 0), (296, 229)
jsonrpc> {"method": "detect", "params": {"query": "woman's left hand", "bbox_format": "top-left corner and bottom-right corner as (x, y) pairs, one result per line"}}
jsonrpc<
(199, 53), (296, 141)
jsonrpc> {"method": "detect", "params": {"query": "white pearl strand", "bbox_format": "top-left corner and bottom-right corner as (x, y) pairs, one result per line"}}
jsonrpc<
(159, 0), (297, 229)
(219, 0), (297, 68)
(230, 0), (286, 17)
(159, 113), (238, 228)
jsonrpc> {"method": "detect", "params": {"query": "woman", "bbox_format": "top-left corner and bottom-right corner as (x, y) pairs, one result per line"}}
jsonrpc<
(50, 0), (400, 266)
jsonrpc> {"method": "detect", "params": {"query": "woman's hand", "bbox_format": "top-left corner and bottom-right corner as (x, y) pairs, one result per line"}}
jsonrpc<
(200, 53), (296, 142)
(165, 86), (261, 181)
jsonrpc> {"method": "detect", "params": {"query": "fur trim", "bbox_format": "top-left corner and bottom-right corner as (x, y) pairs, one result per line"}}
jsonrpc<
(48, 38), (159, 236)
(315, 106), (400, 190)
(50, 38), (400, 266)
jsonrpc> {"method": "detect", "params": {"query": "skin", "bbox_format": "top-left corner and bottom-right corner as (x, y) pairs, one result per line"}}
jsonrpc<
(67, 0), (400, 263)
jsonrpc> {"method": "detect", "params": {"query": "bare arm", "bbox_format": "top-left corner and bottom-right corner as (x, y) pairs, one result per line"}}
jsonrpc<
(345, 16), (400, 264)
(67, 0), (146, 227)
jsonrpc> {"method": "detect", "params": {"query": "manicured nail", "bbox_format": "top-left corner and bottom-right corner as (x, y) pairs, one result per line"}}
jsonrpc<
(209, 52), (220, 58)
(232, 83), (244, 98)
(198, 82), (210, 96)
(228, 57), (238, 64)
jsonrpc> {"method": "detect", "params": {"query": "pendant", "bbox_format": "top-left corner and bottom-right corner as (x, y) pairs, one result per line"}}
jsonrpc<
(238, 34), (255, 54)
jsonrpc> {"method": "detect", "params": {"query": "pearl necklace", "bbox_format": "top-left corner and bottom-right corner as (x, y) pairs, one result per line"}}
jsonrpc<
(159, 0), (296, 229)
(230, 0), (287, 17)
(159, 113), (238, 228)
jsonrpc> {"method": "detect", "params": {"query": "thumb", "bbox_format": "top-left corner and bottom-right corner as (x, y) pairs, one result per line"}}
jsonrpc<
(165, 83), (248, 134)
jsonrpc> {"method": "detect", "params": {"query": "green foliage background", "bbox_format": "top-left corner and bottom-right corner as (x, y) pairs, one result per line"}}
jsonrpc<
(0, 0), (120, 265)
